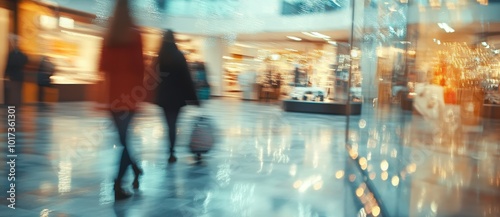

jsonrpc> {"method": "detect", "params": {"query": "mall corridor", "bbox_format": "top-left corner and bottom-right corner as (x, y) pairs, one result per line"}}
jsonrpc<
(0, 98), (499, 217)
(0, 98), (349, 217)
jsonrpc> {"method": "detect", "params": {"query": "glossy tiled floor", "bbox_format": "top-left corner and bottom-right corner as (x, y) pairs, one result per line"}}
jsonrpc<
(0, 98), (499, 217)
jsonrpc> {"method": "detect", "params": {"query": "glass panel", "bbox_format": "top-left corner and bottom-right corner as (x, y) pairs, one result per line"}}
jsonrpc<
(346, 0), (500, 216)
(281, 0), (345, 15)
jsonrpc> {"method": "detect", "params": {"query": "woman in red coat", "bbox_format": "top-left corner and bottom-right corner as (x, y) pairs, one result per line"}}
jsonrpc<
(99, 0), (144, 200)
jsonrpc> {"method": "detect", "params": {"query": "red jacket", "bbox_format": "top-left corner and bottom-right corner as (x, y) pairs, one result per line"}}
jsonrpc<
(99, 29), (145, 111)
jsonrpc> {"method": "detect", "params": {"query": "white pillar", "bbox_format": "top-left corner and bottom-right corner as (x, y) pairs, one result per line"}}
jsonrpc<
(0, 8), (9, 104)
(201, 36), (227, 96)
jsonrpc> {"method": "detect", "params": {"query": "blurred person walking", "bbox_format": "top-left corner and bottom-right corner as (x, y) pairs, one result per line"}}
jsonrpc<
(4, 35), (28, 105)
(194, 62), (211, 100)
(155, 30), (199, 163)
(37, 56), (55, 106)
(99, 0), (144, 200)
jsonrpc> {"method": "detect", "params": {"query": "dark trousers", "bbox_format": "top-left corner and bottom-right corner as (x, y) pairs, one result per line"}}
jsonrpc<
(38, 85), (48, 102)
(7, 81), (23, 105)
(110, 111), (137, 182)
(162, 107), (181, 154)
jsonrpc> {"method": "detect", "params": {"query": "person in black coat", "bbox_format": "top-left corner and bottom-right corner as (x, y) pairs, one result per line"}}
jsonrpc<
(37, 56), (55, 104)
(4, 36), (28, 105)
(155, 29), (199, 163)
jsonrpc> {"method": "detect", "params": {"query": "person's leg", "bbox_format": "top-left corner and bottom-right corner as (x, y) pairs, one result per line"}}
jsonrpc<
(111, 111), (135, 181)
(163, 107), (180, 162)
(38, 85), (43, 103)
(110, 110), (135, 199)
(10, 81), (22, 105)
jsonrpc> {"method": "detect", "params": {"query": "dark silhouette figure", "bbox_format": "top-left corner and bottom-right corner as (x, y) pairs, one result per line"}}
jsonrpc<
(4, 36), (28, 105)
(194, 62), (211, 100)
(98, 0), (144, 200)
(155, 29), (199, 163)
(37, 56), (55, 104)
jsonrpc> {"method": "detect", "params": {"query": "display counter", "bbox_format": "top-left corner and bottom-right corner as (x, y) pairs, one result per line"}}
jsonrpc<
(283, 100), (362, 115)
(281, 86), (362, 115)
(3, 68), (98, 104)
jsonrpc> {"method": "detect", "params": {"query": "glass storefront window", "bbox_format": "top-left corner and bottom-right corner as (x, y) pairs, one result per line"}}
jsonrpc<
(346, 0), (500, 216)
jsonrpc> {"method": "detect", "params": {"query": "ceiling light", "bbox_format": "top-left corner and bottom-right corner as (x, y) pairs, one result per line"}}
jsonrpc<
(59, 17), (74, 29)
(482, 42), (488, 46)
(311, 32), (331, 39)
(271, 54), (281, 61)
(286, 36), (302, 41)
(61, 30), (102, 39)
(437, 23), (454, 33)
(235, 43), (254, 48)
(301, 32), (317, 38)
(39, 15), (58, 29)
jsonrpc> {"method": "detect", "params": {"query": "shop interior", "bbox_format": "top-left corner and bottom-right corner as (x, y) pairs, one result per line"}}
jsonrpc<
(223, 31), (353, 102)
(6, 1), (499, 118)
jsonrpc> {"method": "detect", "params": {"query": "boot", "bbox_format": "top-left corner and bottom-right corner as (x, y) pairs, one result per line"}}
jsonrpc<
(131, 164), (143, 189)
(114, 180), (132, 200)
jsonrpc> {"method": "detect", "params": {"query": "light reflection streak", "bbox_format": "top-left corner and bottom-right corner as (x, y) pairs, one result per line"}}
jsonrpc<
(257, 147), (263, 173)
(290, 164), (297, 176)
(230, 183), (256, 216)
(98, 181), (113, 205)
(313, 152), (319, 168)
(203, 191), (212, 214)
(40, 209), (50, 217)
(57, 161), (72, 193)
(297, 175), (323, 193)
(216, 163), (231, 187)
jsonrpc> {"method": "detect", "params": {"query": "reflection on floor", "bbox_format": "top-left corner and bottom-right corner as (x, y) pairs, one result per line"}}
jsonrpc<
(0, 98), (498, 217)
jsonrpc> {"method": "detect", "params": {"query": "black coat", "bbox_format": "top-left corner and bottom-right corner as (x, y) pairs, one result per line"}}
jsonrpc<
(155, 44), (198, 110)
(37, 58), (55, 86)
(5, 50), (28, 82)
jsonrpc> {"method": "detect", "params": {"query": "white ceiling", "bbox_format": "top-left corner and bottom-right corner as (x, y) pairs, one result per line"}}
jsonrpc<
(233, 30), (349, 51)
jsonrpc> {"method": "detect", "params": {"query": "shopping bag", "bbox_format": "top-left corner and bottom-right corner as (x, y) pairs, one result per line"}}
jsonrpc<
(189, 116), (216, 154)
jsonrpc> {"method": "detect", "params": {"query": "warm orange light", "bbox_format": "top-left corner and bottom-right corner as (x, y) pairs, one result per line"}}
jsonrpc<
(293, 180), (302, 189)
(407, 163), (417, 173)
(356, 187), (364, 197)
(380, 160), (389, 171)
(391, 176), (400, 186)
(372, 206), (381, 216)
(313, 181), (323, 190)
(359, 157), (368, 170)
(335, 170), (345, 179)
(381, 171), (388, 181)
